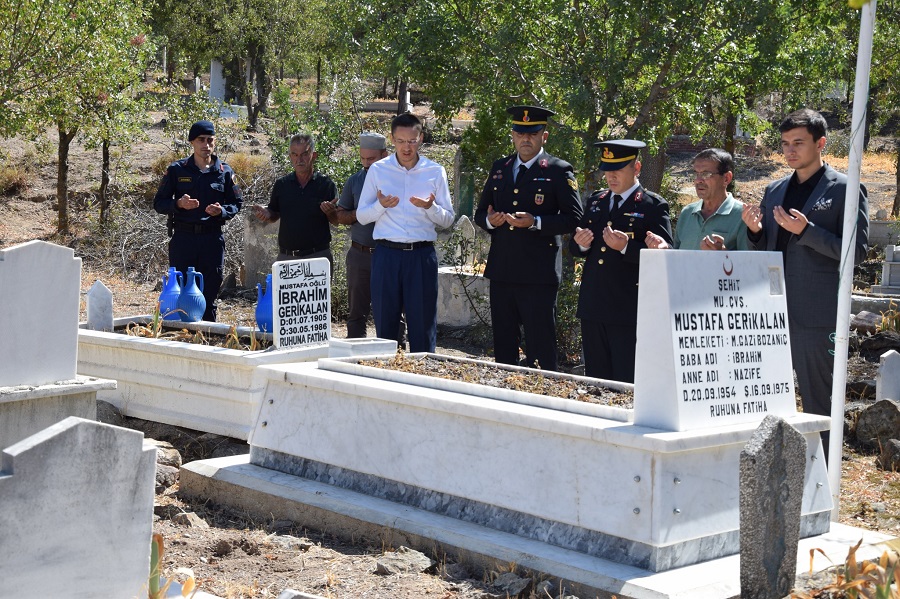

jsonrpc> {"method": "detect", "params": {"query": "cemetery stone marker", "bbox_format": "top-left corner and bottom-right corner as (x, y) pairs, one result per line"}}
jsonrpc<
(634, 250), (796, 431)
(272, 258), (331, 349)
(739, 415), (806, 599)
(0, 241), (81, 387)
(86, 279), (114, 332)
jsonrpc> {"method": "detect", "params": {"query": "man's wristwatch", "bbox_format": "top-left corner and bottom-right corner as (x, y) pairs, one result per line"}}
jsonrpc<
(528, 216), (540, 231)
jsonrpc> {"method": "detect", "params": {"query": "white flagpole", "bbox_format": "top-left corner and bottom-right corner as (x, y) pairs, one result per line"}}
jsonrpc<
(829, 0), (877, 521)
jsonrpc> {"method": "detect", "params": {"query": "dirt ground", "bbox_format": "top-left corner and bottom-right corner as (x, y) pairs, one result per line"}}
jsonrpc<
(1, 117), (899, 598)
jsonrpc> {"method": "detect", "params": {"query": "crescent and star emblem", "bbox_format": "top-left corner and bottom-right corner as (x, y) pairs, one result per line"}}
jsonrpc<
(723, 255), (734, 276)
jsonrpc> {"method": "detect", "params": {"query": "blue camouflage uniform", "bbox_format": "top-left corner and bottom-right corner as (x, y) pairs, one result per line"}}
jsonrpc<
(153, 154), (242, 321)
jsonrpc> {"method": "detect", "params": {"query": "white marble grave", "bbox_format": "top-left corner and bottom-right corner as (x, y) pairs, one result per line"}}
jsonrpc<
(228, 354), (831, 572)
(0, 417), (155, 598)
(635, 250), (797, 431)
(86, 279), (114, 332)
(0, 377), (113, 450)
(0, 241), (81, 387)
(871, 244), (900, 295)
(78, 317), (396, 439)
(273, 258), (331, 349)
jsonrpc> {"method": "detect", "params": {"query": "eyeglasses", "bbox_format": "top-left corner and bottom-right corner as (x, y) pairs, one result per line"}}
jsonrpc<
(393, 138), (420, 147)
(693, 171), (722, 181)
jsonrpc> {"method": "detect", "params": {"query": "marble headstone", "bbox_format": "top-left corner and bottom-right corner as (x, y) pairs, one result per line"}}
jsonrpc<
(209, 59), (227, 102)
(272, 258), (331, 349)
(0, 416), (156, 598)
(634, 250), (797, 431)
(85, 279), (114, 332)
(0, 241), (81, 387)
(877, 349), (900, 402)
(739, 415), (806, 599)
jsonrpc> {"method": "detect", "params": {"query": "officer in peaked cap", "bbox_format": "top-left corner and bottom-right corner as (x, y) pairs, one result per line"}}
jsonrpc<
(474, 105), (583, 371)
(568, 139), (672, 382)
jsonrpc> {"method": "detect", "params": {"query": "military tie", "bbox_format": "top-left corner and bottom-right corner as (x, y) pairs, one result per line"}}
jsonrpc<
(611, 194), (622, 216)
(517, 164), (528, 183)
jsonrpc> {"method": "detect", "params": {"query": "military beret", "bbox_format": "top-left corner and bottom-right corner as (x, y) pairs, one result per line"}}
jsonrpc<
(507, 105), (555, 133)
(595, 139), (646, 171)
(359, 132), (387, 150)
(188, 120), (216, 141)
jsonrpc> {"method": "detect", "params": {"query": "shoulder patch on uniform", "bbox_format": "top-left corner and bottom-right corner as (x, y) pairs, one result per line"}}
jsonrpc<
(568, 178), (578, 190)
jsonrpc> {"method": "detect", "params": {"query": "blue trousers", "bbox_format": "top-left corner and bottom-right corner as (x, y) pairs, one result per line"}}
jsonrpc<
(168, 231), (224, 322)
(371, 245), (437, 353)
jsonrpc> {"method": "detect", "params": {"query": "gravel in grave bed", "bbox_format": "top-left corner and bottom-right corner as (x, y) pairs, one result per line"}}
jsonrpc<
(358, 354), (634, 407)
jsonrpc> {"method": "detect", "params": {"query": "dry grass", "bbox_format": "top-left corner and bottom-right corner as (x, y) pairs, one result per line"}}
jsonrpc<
(0, 163), (28, 195)
(825, 151), (898, 175)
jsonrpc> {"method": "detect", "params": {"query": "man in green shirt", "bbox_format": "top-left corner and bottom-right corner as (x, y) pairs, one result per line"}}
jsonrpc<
(646, 148), (748, 251)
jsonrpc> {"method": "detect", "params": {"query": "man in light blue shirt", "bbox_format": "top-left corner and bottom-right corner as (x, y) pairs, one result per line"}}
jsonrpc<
(357, 113), (455, 352)
(646, 148), (748, 251)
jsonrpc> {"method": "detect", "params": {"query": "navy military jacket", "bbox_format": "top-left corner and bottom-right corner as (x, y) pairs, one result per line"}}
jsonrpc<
(474, 152), (583, 285)
(153, 154), (243, 225)
(569, 185), (672, 324)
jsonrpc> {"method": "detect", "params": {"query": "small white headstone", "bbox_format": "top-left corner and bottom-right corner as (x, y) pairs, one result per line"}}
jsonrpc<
(272, 258), (331, 349)
(0, 241), (81, 387)
(86, 279), (114, 332)
(209, 59), (226, 102)
(634, 250), (796, 431)
(877, 349), (900, 402)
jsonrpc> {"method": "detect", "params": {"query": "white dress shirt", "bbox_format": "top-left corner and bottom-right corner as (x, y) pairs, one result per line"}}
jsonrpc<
(356, 153), (455, 242)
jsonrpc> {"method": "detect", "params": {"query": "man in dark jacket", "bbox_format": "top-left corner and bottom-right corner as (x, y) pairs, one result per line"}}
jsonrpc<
(154, 120), (242, 321)
(475, 105), (583, 371)
(570, 139), (672, 382)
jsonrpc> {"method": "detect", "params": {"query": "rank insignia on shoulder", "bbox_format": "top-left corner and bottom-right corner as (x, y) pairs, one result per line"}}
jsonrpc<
(535, 194), (544, 205)
(178, 177), (192, 183)
(567, 178), (578, 190)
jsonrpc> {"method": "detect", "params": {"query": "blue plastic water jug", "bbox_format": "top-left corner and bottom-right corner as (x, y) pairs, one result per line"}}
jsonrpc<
(158, 267), (183, 321)
(177, 267), (206, 322)
(255, 274), (274, 333)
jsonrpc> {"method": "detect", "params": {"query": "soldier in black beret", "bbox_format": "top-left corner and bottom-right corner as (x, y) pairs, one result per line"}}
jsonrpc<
(569, 140), (672, 382)
(474, 106), (583, 371)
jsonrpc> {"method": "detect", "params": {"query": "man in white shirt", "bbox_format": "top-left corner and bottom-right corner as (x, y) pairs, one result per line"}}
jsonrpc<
(357, 113), (455, 352)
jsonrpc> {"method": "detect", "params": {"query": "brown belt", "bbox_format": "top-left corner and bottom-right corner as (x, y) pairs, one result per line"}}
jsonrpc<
(351, 241), (375, 254)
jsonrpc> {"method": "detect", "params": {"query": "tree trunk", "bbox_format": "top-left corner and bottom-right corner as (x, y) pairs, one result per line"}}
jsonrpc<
(724, 112), (737, 155)
(56, 123), (78, 234)
(640, 145), (667, 194)
(316, 56), (321, 108)
(397, 80), (408, 114)
(893, 146), (900, 217)
(99, 139), (111, 225)
(381, 76), (388, 98)
(166, 49), (176, 84)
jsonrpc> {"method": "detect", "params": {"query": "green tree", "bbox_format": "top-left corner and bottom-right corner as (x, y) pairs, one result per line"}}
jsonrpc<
(866, 0), (900, 215)
(27, 0), (150, 233)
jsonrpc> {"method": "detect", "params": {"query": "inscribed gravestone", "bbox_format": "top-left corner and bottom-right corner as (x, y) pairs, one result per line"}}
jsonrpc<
(272, 258), (331, 349)
(86, 279), (113, 332)
(740, 415), (806, 599)
(0, 241), (81, 387)
(0, 417), (156, 598)
(634, 250), (796, 431)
